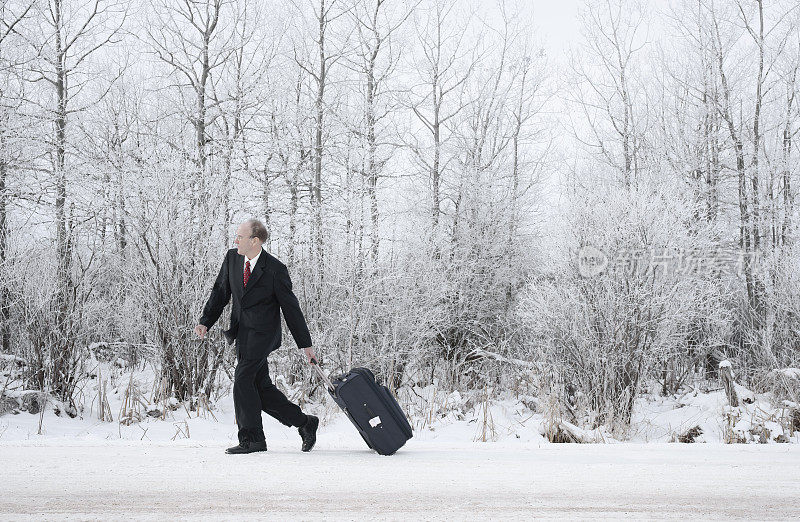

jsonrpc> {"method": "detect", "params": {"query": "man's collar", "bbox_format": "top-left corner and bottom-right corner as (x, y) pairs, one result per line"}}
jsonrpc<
(245, 248), (264, 265)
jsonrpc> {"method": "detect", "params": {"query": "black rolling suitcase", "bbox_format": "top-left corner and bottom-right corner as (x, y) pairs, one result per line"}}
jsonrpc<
(311, 359), (412, 455)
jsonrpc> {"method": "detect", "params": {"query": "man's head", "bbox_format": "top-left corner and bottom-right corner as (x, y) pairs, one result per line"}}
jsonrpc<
(234, 219), (268, 259)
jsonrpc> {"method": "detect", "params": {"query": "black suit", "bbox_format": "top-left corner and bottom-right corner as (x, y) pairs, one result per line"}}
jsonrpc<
(199, 248), (311, 443)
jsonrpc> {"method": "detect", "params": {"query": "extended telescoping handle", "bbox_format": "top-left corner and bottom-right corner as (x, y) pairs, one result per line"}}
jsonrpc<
(310, 357), (335, 393)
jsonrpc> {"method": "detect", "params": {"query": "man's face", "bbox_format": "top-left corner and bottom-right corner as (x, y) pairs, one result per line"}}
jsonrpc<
(234, 223), (259, 257)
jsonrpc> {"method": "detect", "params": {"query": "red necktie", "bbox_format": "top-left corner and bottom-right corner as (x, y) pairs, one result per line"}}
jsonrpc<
(244, 260), (251, 288)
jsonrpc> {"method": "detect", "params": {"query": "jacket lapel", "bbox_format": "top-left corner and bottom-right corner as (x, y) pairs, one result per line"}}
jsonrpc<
(233, 252), (244, 295)
(243, 249), (268, 295)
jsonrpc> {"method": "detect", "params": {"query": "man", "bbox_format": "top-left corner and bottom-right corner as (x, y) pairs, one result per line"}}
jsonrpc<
(194, 219), (319, 454)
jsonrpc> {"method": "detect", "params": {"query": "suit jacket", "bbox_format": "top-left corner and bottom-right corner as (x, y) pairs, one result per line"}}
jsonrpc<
(199, 248), (312, 359)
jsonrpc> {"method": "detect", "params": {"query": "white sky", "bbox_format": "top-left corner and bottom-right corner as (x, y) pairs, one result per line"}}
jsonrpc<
(531, 0), (582, 59)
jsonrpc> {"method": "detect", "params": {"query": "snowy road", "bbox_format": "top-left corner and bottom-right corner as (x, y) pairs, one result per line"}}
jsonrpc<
(1, 441), (799, 520)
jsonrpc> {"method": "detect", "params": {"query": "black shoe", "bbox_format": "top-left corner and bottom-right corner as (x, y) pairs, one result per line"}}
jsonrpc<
(299, 415), (319, 452)
(225, 440), (267, 454)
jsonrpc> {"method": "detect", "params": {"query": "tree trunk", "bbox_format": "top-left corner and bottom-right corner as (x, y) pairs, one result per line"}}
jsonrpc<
(431, 80), (441, 231)
(714, 19), (761, 323)
(781, 65), (796, 246)
(719, 361), (739, 408)
(0, 146), (8, 353)
(366, 50), (379, 261)
(312, 0), (327, 272)
(262, 166), (272, 251)
(116, 166), (127, 252)
(782, 125), (793, 247)
(54, 0), (70, 318)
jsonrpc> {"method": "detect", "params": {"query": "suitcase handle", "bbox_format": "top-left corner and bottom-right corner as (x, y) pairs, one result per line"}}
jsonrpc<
(310, 357), (335, 393)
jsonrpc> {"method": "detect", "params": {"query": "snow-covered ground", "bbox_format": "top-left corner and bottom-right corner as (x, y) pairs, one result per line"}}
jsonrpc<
(3, 359), (798, 445)
(3, 396), (800, 520)
(2, 439), (799, 520)
(2, 362), (799, 519)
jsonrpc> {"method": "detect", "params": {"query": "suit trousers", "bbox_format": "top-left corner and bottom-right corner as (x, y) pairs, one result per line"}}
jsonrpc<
(233, 354), (307, 443)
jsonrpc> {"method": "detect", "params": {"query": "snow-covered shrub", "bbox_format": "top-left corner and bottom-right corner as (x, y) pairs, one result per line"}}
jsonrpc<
(292, 238), (449, 393)
(517, 182), (728, 432)
(123, 160), (231, 405)
(740, 236), (800, 372)
(8, 246), (96, 411)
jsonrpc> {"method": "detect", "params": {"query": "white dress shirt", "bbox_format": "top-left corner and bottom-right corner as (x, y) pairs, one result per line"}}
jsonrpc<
(244, 249), (262, 273)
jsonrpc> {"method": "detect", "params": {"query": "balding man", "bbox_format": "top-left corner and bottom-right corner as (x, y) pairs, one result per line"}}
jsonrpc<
(195, 219), (319, 454)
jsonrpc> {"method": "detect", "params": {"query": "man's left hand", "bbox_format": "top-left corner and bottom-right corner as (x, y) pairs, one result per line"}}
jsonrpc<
(304, 347), (317, 364)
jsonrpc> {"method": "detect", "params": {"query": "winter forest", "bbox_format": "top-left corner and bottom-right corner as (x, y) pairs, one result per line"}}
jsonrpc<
(1, 0), (799, 444)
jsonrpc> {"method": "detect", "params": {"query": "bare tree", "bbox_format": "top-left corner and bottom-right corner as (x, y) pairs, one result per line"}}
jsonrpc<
(0, 0), (35, 354)
(428, 3), (549, 380)
(18, 0), (126, 402)
(291, 0), (350, 271)
(778, 34), (798, 248)
(144, 0), (240, 401)
(660, 0), (726, 222)
(570, 0), (650, 190)
(272, 71), (313, 266)
(346, 0), (410, 261)
(208, 0), (276, 234)
(28, 0), (125, 311)
(147, 0), (243, 248)
(705, 0), (796, 347)
(407, 0), (476, 232)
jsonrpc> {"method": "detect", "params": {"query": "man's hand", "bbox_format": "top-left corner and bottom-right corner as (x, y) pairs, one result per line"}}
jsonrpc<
(194, 324), (208, 339)
(304, 347), (317, 364)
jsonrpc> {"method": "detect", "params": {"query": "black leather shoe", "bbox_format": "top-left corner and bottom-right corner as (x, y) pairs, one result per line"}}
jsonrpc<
(225, 440), (267, 454)
(299, 415), (319, 452)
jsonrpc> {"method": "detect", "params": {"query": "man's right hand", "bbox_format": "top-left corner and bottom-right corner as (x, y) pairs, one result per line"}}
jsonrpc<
(194, 324), (208, 339)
